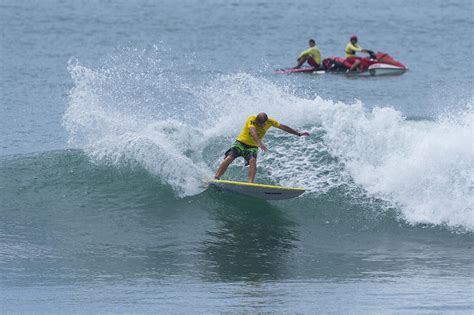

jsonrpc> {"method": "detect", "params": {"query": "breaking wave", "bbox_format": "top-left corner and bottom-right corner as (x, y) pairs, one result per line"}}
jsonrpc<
(63, 47), (473, 231)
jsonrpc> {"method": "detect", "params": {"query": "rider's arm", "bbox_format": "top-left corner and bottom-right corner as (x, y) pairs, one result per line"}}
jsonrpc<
(249, 127), (268, 151)
(278, 124), (310, 137)
(353, 44), (371, 55)
(351, 43), (363, 52)
(298, 47), (313, 59)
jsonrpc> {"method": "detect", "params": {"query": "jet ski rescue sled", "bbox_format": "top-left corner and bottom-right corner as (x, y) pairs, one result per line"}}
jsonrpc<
(273, 67), (325, 75)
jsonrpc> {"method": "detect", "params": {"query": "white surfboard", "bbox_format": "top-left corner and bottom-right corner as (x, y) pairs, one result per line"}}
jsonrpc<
(209, 179), (305, 200)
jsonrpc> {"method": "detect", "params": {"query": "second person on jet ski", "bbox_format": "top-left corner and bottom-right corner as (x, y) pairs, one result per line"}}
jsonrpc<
(293, 39), (322, 70)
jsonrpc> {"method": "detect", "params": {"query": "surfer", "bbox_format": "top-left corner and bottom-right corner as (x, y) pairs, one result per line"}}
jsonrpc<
(345, 35), (374, 71)
(214, 113), (310, 183)
(293, 39), (321, 69)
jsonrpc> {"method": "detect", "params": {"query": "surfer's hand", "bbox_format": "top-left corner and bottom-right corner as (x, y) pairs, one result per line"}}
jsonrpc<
(298, 131), (310, 137)
(259, 143), (269, 152)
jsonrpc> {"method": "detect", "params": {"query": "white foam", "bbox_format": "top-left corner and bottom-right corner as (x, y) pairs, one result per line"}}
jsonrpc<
(316, 101), (474, 230)
(64, 52), (212, 197)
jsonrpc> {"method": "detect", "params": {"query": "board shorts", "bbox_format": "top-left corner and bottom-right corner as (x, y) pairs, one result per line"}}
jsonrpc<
(224, 140), (258, 166)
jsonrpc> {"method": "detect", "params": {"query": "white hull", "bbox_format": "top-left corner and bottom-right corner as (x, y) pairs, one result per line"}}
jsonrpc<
(346, 63), (408, 77)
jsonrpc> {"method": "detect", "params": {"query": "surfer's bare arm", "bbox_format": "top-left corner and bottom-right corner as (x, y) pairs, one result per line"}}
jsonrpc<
(278, 124), (310, 137)
(249, 127), (268, 152)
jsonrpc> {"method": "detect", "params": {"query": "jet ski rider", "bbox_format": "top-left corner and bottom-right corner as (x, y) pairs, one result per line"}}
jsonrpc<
(345, 35), (375, 71)
(293, 39), (321, 70)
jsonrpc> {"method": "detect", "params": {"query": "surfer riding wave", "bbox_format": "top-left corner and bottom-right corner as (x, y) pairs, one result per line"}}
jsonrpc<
(214, 112), (310, 183)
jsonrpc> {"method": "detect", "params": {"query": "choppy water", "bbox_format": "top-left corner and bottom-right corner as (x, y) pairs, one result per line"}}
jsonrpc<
(1, 0), (473, 313)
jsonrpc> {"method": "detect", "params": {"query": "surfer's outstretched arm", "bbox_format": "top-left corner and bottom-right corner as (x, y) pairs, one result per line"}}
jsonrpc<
(278, 124), (310, 137)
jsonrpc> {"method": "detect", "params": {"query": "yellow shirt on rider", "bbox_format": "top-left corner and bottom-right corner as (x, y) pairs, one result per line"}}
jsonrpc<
(345, 42), (363, 57)
(236, 115), (281, 147)
(298, 47), (321, 64)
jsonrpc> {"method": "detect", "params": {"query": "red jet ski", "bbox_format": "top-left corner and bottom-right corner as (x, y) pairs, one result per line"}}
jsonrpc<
(341, 52), (408, 76)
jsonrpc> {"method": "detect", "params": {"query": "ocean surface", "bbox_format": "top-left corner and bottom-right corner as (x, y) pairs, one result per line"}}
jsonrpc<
(1, 0), (473, 313)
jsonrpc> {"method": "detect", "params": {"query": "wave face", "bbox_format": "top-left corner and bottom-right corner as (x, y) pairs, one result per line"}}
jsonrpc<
(63, 47), (473, 231)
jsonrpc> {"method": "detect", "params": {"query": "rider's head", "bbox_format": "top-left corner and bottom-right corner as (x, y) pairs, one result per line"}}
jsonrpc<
(256, 112), (268, 126)
(309, 39), (316, 47)
(350, 35), (358, 44)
